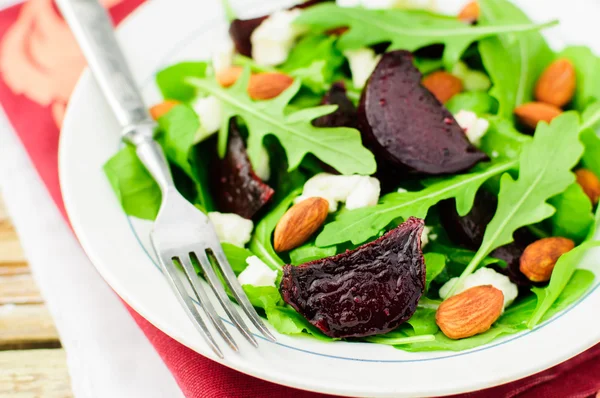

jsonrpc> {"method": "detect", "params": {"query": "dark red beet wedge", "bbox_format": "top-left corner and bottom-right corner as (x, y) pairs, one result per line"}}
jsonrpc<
(313, 82), (358, 129)
(440, 190), (537, 288)
(358, 50), (488, 175)
(210, 120), (274, 219)
(229, 0), (332, 57)
(280, 217), (425, 338)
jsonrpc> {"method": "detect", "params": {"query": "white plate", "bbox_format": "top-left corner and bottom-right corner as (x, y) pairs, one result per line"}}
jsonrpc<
(59, 0), (600, 396)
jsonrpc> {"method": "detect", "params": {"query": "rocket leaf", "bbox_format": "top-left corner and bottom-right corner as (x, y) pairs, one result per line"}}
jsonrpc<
(189, 69), (376, 175)
(478, 0), (555, 118)
(316, 159), (517, 247)
(449, 112), (589, 295)
(560, 46), (600, 112)
(295, 3), (556, 68)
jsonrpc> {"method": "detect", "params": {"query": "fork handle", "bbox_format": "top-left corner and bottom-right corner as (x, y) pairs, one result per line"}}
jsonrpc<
(58, 0), (175, 191)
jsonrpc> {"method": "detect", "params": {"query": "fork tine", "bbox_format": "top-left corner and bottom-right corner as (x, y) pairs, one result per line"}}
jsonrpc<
(179, 256), (239, 352)
(211, 247), (277, 342)
(193, 251), (259, 347)
(150, 240), (224, 358)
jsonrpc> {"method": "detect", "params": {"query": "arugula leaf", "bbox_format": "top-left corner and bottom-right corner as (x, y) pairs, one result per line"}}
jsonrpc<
(190, 70), (376, 175)
(295, 4), (556, 68)
(249, 189), (300, 271)
(560, 46), (600, 112)
(581, 128), (600, 176)
(549, 183), (594, 243)
(222, 243), (253, 275)
(406, 308), (439, 335)
(264, 306), (330, 339)
(156, 104), (200, 177)
(104, 145), (161, 220)
(280, 34), (345, 93)
(423, 253), (445, 292)
(480, 116), (531, 160)
(316, 160), (516, 246)
(156, 62), (208, 102)
(289, 243), (336, 265)
(528, 241), (600, 328)
(538, 269), (595, 316)
(400, 324), (518, 352)
(242, 285), (282, 309)
(157, 105), (214, 210)
(478, 0), (554, 118)
(445, 92), (498, 116)
(450, 113), (585, 295)
(414, 57), (443, 75)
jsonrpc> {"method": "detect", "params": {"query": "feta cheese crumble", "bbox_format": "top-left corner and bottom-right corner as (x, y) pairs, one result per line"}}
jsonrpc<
(295, 173), (381, 212)
(250, 9), (306, 67)
(207, 212), (254, 247)
(454, 109), (490, 147)
(253, 145), (271, 181)
(344, 48), (381, 89)
(439, 267), (518, 309)
(421, 225), (431, 247)
(192, 96), (223, 139)
(211, 38), (234, 73)
(238, 256), (278, 287)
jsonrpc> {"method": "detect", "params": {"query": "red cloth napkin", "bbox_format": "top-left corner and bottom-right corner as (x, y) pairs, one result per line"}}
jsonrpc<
(0, 1), (598, 397)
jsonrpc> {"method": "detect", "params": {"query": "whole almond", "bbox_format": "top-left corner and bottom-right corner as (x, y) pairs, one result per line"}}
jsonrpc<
(534, 59), (576, 108)
(247, 72), (294, 100)
(149, 100), (179, 120)
(575, 168), (600, 205)
(514, 102), (562, 130)
(458, 1), (479, 23)
(422, 71), (463, 103)
(216, 66), (293, 100)
(274, 198), (329, 252)
(436, 285), (504, 340)
(216, 66), (244, 87)
(520, 237), (575, 282)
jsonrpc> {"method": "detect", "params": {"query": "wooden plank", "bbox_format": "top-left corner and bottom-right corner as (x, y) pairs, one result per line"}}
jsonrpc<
(0, 275), (43, 305)
(0, 349), (72, 398)
(0, 304), (60, 350)
(0, 196), (28, 272)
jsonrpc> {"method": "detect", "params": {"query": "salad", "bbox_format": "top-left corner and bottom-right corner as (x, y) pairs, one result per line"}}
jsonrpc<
(104, 0), (600, 351)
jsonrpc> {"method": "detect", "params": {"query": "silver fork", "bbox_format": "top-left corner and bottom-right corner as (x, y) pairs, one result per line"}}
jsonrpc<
(58, 0), (276, 358)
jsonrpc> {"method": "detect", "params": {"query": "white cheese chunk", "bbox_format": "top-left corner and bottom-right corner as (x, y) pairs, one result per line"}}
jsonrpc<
(253, 145), (271, 181)
(344, 48), (381, 89)
(345, 177), (381, 209)
(192, 96), (223, 140)
(421, 225), (431, 247)
(207, 212), (254, 248)
(454, 109), (490, 147)
(211, 38), (234, 73)
(238, 256), (278, 287)
(439, 267), (518, 309)
(251, 9), (306, 67)
(295, 173), (381, 212)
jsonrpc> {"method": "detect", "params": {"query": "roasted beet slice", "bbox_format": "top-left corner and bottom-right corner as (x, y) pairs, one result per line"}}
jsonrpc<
(313, 82), (358, 129)
(280, 217), (425, 338)
(210, 120), (274, 218)
(440, 189), (537, 287)
(358, 50), (488, 175)
(229, 0), (332, 57)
